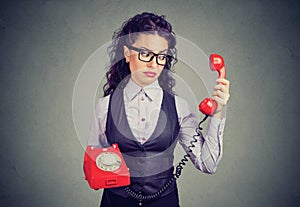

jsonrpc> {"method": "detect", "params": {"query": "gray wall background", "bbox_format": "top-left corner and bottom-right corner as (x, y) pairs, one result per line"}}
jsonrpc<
(1, 0), (299, 206)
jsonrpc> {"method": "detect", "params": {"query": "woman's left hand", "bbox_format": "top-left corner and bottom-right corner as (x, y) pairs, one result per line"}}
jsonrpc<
(211, 78), (230, 117)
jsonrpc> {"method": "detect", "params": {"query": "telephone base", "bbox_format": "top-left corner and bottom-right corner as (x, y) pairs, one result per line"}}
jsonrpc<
(84, 144), (130, 189)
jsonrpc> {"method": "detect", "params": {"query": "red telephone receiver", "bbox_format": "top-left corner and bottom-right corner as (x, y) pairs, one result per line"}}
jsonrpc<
(199, 54), (226, 116)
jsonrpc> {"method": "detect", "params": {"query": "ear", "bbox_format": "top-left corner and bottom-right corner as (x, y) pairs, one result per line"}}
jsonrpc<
(123, 45), (130, 63)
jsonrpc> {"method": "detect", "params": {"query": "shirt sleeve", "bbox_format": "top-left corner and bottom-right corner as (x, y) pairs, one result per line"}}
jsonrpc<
(86, 95), (110, 147)
(175, 96), (226, 174)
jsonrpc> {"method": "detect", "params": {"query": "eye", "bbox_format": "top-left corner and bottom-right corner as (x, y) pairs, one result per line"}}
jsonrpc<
(158, 55), (166, 61)
(140, 50), (151, 57)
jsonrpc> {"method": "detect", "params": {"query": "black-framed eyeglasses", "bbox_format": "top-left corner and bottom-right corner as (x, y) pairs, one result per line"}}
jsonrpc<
(125, 45), (172, 66)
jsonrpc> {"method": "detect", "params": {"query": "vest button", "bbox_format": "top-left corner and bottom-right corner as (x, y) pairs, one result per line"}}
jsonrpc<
(139, 159), (144, 164)
(139, 171), (144, 176)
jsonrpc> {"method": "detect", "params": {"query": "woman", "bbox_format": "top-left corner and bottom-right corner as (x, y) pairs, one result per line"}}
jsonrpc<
(87, 12), (230, 207)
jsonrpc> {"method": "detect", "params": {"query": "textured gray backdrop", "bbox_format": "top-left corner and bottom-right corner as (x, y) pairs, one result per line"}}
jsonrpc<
(0, 0), (299, 207)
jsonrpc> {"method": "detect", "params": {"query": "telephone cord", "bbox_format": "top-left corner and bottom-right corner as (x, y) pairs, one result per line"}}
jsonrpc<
(124, 114), (209, 201)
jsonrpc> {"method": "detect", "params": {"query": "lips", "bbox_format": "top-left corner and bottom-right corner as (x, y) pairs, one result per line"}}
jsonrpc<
(143, 71), (157, 77)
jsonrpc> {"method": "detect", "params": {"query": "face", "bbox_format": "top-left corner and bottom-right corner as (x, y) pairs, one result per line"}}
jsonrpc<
(123, 33), (169, 87)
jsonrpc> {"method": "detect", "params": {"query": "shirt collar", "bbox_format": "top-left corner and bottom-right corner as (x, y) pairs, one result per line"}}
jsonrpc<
(124, 78), (141, 101)
(124, 78), (162, 102)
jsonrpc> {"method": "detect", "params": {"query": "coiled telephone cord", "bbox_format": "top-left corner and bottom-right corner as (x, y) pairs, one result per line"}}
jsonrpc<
(124, 115), (209, 201)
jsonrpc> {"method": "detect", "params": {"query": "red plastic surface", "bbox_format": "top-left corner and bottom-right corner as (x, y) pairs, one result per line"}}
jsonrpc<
(199, 54), (226, 115)
(83, 144), (130, 189)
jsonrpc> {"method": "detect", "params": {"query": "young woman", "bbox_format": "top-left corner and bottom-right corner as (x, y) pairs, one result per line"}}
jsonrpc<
(87, 12), (230, 207)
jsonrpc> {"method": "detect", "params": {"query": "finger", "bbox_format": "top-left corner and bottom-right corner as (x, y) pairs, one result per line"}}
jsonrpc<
(212, 95), (227, 105)
(212, 91), (230, 104)
(211, 95), (225, 105)
(212, 90), (226, 99)
(216, 78), (230, 86)
(214, 84), (225, 91)
(214, 85), (229, 96)
(215, 82), (229, 94)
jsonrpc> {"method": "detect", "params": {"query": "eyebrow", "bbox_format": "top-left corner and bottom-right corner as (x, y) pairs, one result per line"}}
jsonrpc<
(140, 47), (168, 53)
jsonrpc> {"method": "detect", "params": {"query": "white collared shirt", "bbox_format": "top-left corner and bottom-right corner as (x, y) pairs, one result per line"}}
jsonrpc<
(87, 78), (226, 173)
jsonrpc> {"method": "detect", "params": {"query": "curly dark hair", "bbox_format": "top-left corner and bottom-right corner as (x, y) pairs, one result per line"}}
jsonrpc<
(103, 12), (178, 96)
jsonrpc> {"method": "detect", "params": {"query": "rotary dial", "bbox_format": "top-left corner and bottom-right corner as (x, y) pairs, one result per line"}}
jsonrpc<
(96, 152), (122, 172)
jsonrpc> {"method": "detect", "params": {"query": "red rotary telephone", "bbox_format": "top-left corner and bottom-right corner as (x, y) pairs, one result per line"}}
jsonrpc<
(83, 144), (130, 189)
(199, 54), (226, 116)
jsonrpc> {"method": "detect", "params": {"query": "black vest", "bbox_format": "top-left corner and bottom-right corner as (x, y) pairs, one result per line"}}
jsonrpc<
(105, 87), (180, 197)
